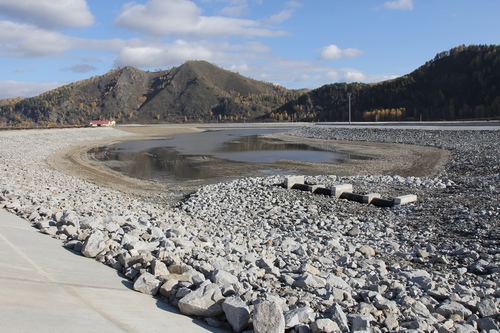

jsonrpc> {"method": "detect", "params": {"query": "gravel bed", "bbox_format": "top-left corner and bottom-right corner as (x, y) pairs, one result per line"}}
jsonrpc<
(1, 126), (499, 333)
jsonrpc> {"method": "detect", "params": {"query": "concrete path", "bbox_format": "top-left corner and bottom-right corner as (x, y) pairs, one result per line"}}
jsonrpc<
(0, 209), (225, 333)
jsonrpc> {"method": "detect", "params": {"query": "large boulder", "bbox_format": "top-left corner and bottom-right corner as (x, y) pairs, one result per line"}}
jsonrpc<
(211, 269), (242, 295)
(292, 273), (326, 290)
(178, 283), (224, 317)
(327, 303), (349, 332)
(310, 318), (340, 333)
(133, 272), (161, 295)
(351, 315), (371, 333)
(253, 301), (285, 333)
(158, 273), (193, 298)
(477, 298), (499, 317)
(325, 274), (351, 291)
(222, 296), (250, 333)
(81, 230), (107, 258)
(150, 259), (170, 276)
(284, 306), (316, 329)
(436, 301), (472, 320)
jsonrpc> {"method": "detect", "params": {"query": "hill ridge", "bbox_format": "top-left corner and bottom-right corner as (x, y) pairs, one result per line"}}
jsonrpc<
(276, 44), (500, 122)
(1, 45), (499, 126)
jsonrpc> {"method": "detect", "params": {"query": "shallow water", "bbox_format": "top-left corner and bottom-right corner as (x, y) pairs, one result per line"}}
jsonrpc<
(90, 129), (348, 181)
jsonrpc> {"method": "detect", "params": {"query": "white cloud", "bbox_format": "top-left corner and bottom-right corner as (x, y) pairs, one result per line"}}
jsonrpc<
(266, 9), (294, 24)
(113, 0), (287, 38)
(82, 56), (102, 63)
(325, 71), (339, 81)
(367, 74), (399, 83)
(226, 41), (270, 53)
(229, 63), (250, 73)
(320, 44), (363, 61)
(252, 58), (344, 88)
(266, 0), (301, 24)
(114, 41), (215, 68)
(294, 74), (311, 83)
(0, 80), (64, 98)
(61, 64), (97, 73)
(219, 0), (248, 17)
(342, 70), (367, 82)
(0, 21), (73, 57)
(14, 66), (36, 73)
(0, 21), (127, 58)
(0, 0), (94, 29)
(383, 0), (414, 11)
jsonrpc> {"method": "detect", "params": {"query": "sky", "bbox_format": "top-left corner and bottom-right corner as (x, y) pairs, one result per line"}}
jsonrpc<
(0, 0), (499, 99)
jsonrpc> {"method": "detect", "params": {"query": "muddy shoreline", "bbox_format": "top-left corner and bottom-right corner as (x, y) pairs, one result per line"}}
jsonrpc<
(47, 124), (451, 205)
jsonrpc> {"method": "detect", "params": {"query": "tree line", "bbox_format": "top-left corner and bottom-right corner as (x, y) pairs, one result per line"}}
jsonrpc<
(272, 44), (500, 122)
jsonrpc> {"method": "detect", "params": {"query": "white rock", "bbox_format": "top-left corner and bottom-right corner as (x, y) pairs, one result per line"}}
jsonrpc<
(253, 301), (285, 333)
(133, 272), (161, 295)
(178, 283), (224, 317)
(81, 230), (107, 258)
(222, 296), (250, 333)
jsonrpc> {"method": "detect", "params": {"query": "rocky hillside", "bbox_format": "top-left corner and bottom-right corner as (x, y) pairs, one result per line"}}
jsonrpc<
(1, 45), (500, 126)
(0, 61), (304, 126)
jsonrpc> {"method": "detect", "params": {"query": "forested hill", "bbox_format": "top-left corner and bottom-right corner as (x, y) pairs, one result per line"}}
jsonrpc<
(0, 60), (305, 126)
(1, 45), (499, 126)
(274, 44), (500, 122)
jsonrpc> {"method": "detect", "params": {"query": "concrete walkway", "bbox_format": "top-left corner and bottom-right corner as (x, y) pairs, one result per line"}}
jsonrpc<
(0, 209), (225, 333)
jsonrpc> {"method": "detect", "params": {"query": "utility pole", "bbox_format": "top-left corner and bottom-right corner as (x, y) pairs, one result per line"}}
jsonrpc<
(348, 92), (352, 124)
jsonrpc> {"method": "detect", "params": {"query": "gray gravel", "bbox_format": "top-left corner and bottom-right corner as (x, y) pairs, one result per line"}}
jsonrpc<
(1, 126), (499, 333)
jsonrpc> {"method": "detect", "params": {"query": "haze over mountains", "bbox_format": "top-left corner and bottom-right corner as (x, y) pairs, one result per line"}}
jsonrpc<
(1, 44), (499, 127)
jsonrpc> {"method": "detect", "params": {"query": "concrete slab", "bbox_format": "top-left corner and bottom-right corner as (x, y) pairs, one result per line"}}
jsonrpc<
(292, 183), (324, 192)
(0, 209), (226, 333)
(314, 187), (334, 196)
(394, 194), (418, 205)
(310, 184), (353, 197)
(370, 198), (395, 207)
(331, 184), (353, 198)
(283, 176), (304, 189)
(340, 192), (381, 204)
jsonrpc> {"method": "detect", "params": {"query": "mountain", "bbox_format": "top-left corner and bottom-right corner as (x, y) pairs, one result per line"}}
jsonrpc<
(1, 45), (499, 127)
(0, 60), (305, 126)
(274, 44), (500, 122)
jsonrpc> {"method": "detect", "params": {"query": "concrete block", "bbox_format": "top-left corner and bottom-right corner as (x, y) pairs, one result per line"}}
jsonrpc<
(363, 193), (382, 204)
(339, 192), (361, 201)
(314, 187), (334, 196)
(371, 198), (395, 207)
(292, 184), (325, 192)
(306, 184), (324, 192)
(331, 184), (353, 198)
(340, 192), (381, 204)
(393, 194), (417, 205)
(283, 176), (304, 189)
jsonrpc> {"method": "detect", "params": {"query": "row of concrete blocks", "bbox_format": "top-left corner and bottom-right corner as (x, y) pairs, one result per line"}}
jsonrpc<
(283, 176), (417, 207)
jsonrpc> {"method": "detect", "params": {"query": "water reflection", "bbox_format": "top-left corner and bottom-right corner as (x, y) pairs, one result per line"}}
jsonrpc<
(217, 135), (342, 163)
(89, 129), (348, 182)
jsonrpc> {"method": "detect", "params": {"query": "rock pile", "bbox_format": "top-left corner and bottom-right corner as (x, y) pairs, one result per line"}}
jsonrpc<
(0, 126), (499, 332)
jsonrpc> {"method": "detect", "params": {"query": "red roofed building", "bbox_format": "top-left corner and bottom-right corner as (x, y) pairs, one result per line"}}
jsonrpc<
(89, 120), (116, 127)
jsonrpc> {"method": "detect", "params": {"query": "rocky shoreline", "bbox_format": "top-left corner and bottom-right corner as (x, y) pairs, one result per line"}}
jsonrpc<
(1, 126), (499, 333)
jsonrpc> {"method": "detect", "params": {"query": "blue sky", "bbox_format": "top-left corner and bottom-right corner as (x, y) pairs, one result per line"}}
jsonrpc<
(0, 0), (498, 99)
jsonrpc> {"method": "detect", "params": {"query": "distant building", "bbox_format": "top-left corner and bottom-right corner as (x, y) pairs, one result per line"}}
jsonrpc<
(89, 120), (116, 127)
